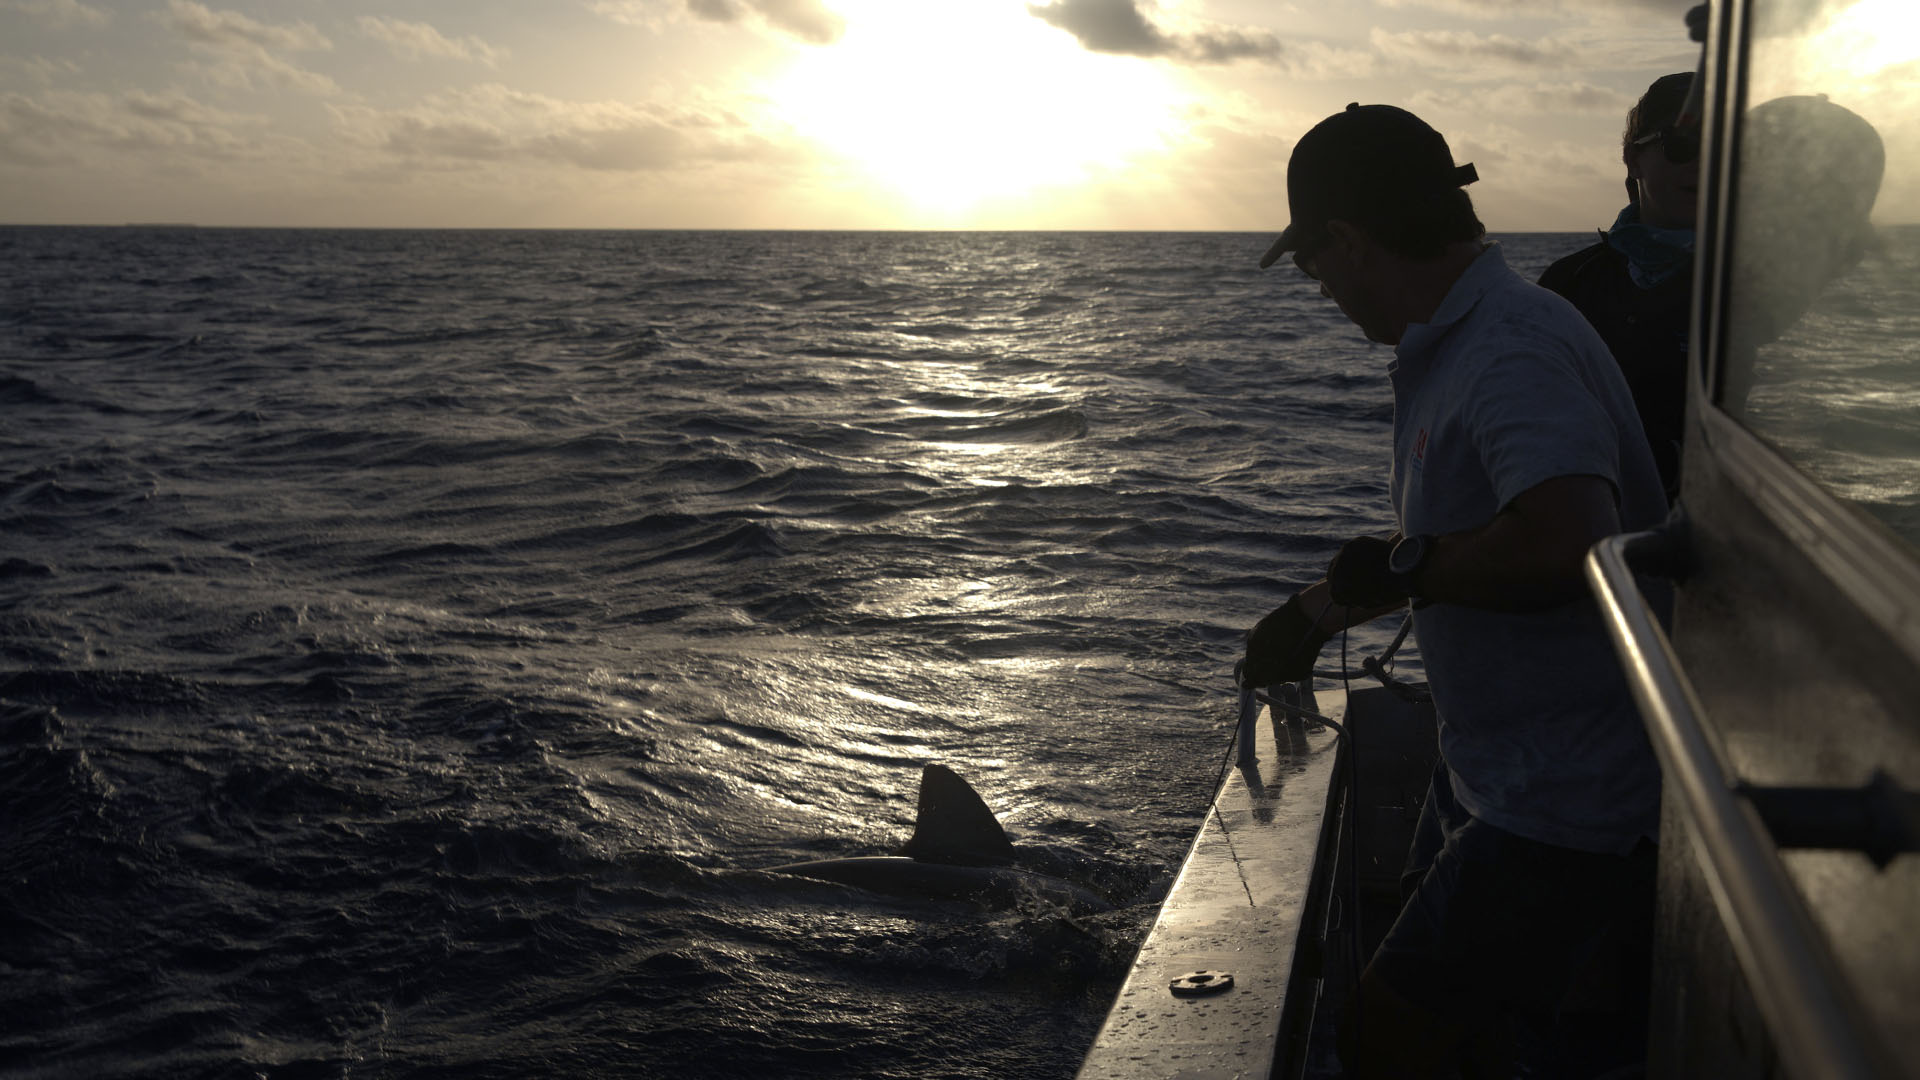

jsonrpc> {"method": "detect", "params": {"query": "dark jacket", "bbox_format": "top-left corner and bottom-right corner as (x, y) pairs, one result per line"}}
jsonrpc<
(1539, 237), (1692, 500)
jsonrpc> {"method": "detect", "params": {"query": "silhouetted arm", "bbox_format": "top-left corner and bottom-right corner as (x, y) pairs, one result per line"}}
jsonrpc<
(1415, 474), (1620, 612)
(1295, 576), (1408, 634)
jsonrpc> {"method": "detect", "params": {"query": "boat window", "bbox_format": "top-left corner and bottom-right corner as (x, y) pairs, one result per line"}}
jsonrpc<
(1717, 0), (1920, 549)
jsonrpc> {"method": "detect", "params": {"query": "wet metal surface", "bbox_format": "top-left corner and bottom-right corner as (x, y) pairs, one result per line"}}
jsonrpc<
(1077, 700), (1343, 1079)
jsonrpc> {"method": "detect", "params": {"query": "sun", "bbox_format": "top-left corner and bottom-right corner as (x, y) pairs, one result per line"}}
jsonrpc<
(763, 0), (1191, 224)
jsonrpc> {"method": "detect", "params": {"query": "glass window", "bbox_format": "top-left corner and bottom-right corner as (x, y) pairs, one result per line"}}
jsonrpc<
(1720, 0), (1920, 545)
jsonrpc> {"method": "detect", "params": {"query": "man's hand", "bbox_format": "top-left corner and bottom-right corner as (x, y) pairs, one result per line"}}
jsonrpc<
(1326, 535), (1407, 607)
(1241, 594), (1333, 688)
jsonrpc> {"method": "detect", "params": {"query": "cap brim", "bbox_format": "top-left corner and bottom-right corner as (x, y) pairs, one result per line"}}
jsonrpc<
(1258, 225), (1301, 269)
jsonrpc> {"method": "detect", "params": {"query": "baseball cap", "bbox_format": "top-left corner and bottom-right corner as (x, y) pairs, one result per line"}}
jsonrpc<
(1626, 72), (1697, 147)
(1259, 103), (1479, 268)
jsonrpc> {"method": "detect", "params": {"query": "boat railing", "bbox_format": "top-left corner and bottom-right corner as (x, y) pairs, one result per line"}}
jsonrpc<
(1588, 528), (1896, 1079)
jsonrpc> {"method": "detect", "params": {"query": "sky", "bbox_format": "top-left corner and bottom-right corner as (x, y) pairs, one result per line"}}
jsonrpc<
(0, 0), (1909, 231)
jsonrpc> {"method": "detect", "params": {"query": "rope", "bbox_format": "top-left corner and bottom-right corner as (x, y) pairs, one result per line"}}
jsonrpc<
(1205, 708), (1260, 909)
(1209, 606), (1428, 913)
(1255, 688), (1342, 733)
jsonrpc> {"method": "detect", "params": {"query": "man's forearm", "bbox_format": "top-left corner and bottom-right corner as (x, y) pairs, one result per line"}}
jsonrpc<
(1415, 475), (1621, 612)
(1298, 578), (1407, 633)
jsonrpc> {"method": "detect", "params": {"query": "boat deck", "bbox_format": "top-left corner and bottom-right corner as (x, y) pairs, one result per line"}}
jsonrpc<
(1077, 684), (1438, 1080)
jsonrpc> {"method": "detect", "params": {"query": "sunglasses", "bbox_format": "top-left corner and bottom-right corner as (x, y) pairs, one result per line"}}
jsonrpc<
(1633, 126), (1701, 166)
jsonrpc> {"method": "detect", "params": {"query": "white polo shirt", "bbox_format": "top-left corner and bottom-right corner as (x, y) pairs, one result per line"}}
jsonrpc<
(1389, 243), (1667, 854)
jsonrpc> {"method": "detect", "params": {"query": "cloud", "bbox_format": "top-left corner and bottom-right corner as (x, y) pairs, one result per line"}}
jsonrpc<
(1025, 0), (1168, 56)
(588, 0), (844, 45)
(0, 54), (82, 85)
(358, 16), (507, 67)
(1374, 0), (1535, 14)
(161, 0), (329, 52)
(121, 88), (252, 130)
(329, 84), (792, 173)
(1025, 0), (1283, 64)
(1, 0), (107, 28)
(582, 0), (663, 30)
(1369, 27), (1577, 77)
(158, 1), (339, 95)
(1273, 40), (1380, 80)
(1377, 0), (1694, 17)
(1409, 81), (1633, 117)
(0, 87), (262, 166)
(190, 47), (341, 95)
(1446, 120), (1617, 195)
(692, 0), (842, 44)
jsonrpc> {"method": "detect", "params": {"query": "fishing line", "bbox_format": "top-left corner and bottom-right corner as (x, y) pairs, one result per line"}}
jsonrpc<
(1210, 595), (1351, 910)
(1205, 707), (1260, 909)
(1223, 595), (1424, 1066)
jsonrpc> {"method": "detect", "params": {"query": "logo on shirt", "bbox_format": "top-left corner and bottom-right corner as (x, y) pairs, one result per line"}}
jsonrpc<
(1411, 427), (1429, 472)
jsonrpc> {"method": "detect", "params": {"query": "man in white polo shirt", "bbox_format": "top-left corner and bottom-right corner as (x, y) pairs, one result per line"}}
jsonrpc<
(1241, 103), (1667, 1078)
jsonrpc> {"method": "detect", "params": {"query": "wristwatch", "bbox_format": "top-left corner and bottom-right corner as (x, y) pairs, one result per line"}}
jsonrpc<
(1388, 533), (1436, 598)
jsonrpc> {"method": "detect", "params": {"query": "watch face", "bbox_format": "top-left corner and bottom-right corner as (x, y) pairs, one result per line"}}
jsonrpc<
(1389, 535), (1427, 576)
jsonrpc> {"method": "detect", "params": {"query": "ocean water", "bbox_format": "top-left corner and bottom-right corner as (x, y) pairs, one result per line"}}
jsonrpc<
(1739, 225), (1920, 543)
(0, 227), (1580, 1079)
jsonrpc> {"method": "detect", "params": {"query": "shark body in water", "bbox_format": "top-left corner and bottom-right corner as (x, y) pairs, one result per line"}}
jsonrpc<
(767, 764), (1113, 914)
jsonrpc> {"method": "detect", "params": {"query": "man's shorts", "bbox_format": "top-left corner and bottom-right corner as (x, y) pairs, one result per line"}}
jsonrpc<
(1371, 762), (1656, 1029)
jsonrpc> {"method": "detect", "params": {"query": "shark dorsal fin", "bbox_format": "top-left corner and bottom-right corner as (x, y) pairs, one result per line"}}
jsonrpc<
(898, 764), (1015, 865)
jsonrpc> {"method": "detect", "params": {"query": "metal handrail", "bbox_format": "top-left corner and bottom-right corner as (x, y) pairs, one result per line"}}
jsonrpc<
(1587, 531), (1891, 1079)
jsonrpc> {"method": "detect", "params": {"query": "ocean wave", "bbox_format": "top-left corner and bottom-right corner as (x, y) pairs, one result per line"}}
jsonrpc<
(638, 521), (788, 566)
(0, 226), (1575, 1079)
(890, 406), (1088, 445)
(0, 373), (63, 406)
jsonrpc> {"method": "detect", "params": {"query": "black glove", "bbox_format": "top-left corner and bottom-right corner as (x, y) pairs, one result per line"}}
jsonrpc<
(1326, 535), (1407, 608)
(1241, 594), (1332, 688)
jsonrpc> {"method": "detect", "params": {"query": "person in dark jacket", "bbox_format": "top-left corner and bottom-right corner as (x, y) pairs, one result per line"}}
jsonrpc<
(1539, 73), (1697, 500)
